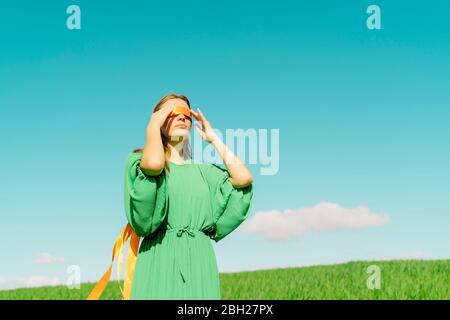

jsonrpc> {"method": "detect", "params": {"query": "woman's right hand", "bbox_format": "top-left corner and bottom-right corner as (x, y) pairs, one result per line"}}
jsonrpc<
(148, 104), (176, 128)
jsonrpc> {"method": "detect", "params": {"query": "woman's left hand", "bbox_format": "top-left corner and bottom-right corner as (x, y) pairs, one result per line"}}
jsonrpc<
(191, 108), (219, 143)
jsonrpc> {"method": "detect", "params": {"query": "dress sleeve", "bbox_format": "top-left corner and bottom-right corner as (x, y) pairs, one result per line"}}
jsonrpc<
(203, 163), (254, 242)
(123, 152), (168, 237)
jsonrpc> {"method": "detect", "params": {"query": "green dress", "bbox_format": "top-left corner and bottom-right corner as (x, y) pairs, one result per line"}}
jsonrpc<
(123, 151), (254, 300)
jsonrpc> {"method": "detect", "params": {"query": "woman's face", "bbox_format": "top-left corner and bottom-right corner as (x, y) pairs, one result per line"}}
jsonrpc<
(160, 98), (192, 140)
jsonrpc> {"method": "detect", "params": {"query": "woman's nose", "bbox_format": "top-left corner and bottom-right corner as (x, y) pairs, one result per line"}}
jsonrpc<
(179, 114), (190, 122)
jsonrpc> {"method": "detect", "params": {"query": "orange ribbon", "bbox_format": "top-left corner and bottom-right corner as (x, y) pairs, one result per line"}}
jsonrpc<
(86, 223), (140, 300)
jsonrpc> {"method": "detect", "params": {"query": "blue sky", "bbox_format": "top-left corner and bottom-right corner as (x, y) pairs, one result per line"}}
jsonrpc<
(0, 0), (449, 289)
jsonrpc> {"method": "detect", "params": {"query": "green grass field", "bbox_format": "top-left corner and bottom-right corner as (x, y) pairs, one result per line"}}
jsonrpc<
(1, 259), (448, 300)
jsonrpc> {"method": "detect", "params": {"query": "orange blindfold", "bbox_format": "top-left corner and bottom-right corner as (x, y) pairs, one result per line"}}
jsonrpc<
(167, 106), (192, 122)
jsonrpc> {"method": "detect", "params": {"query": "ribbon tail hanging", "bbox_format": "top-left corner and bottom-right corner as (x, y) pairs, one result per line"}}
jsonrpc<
(86, 223), (140, 300)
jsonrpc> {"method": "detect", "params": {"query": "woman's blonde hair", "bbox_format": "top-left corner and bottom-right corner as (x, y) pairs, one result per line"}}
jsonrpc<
(132, 93), (192, 172)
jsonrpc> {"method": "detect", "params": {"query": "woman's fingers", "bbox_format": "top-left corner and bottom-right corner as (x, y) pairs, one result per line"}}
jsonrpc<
(190, 108), (201, 121)
(197, 108), (207, 122)
(198, 108), (212, 130)
(194, 124), (205, 139)
(160, 105), (175, 121)
(191, 108), (212, 138)
(151, 104), (175, 127)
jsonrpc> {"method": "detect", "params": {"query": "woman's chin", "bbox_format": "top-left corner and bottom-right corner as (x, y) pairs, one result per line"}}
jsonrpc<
(170, 128), (190, 139)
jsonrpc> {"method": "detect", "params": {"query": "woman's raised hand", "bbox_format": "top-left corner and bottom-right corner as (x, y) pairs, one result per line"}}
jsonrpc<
(190, 108), (219, 143)
(149, 104), (176, 128)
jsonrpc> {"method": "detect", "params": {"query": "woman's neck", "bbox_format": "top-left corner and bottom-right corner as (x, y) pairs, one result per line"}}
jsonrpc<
(166, 139), (186, 163)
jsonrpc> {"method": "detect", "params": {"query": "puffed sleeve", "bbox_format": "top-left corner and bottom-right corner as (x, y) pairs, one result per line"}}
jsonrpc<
(202, 163), (254, 242)
(124, 152), (168, 237)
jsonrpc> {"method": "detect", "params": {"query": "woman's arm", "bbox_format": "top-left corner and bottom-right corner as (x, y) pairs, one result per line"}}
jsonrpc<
(211, 138), (253, 188)
(193, 108), (253, 188)
(140, 104), (175, 176)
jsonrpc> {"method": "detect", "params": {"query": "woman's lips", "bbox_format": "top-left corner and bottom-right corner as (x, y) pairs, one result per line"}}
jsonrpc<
(176, 124), (187, 129)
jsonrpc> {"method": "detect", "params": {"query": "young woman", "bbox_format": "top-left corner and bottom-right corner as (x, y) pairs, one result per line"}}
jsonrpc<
(122, 93), (254, 299)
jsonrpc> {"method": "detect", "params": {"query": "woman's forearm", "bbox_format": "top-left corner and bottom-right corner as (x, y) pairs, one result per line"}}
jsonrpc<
(211, 137), (253, 188)
(140, 120), (166, 176)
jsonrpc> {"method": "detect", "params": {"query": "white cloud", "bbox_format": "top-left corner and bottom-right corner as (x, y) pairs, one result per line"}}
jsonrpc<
(240, 201), (390, 240)
(0, 275), (62, 290)
(34, 253), (65, 265)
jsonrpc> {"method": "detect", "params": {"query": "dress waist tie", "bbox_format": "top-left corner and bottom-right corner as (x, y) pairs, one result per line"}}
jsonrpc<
(166, 227), (208, 283)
